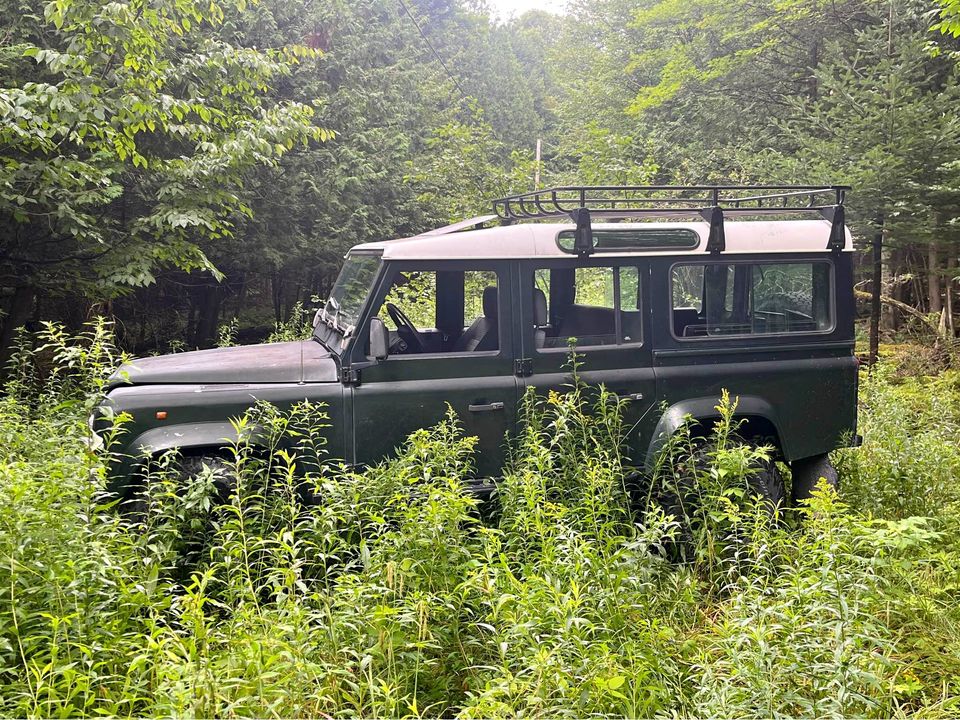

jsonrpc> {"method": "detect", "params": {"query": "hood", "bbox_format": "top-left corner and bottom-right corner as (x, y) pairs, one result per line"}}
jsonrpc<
(110, 340), (338, 388)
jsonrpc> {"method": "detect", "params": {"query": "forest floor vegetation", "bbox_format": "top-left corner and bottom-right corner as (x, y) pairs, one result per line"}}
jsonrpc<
(1, 323), (960, 717)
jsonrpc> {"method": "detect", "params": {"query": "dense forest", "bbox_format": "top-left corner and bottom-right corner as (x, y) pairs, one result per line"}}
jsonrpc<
(2, 0), (959, 357)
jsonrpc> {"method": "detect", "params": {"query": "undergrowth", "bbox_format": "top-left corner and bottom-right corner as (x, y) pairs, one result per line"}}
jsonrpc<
(0, 324), (959, 717)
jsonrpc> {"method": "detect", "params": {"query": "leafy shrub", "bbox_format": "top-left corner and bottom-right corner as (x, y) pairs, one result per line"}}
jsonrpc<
(687, 487), (900, 718)
(836, 365), (960, 517)
(266, 300), (316, 343)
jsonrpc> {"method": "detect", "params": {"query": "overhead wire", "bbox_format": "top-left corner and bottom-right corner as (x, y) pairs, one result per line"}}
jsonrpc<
(396, 0), (470, 101)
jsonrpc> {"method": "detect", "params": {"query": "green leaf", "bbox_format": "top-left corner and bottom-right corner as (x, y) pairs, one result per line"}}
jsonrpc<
(607, 675), (625, 690)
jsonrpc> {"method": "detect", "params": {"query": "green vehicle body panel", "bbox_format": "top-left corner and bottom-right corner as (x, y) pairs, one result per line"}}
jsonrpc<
(118, 340), (338, 385)
(98, 246), (858, 492)
(645, 252), (857, 465)
(103, 377), (346, 489)
(514, 257), (660, 466)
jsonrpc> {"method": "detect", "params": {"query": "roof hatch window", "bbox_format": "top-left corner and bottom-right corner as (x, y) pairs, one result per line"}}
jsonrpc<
(557, 228), (699, 254)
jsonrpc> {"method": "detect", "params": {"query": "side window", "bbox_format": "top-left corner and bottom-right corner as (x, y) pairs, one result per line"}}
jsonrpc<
(374, 268), (500, 355)
(534, 264), (643, 350)
(671, 262), (833, 339)
(574, 266), (616, 308)
(379, 270), (436, 329)
(671, 265), (733, 315)
(752, 263), (831, 333)
(618, 266), (642, 343)
(464, 270), (498, 326)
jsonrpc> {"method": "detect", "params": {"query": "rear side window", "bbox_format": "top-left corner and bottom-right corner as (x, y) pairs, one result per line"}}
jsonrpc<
(671, 261), (833, 339)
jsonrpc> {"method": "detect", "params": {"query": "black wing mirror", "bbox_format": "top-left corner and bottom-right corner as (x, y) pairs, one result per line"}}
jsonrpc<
(369, 317), (389, 360)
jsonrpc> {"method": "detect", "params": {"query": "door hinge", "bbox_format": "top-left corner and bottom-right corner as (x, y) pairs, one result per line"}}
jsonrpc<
(514, 357), (533, 377)
(340, 366), (360, 385)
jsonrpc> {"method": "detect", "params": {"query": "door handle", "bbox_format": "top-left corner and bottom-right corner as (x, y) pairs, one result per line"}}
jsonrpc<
(617, 392), (644, 401)
(469, 401), (505, 412)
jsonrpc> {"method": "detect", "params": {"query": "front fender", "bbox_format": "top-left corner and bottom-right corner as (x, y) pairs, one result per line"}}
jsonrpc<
(643, 395), (786, 472)
(106, 421), (266, 494)
(131, 421), (257, 456)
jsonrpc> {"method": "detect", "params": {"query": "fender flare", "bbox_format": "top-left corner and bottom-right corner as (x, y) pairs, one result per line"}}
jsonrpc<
(131, 421), (257, 457)
(642, 395), (788, 472)
(107, 421), (266, 492)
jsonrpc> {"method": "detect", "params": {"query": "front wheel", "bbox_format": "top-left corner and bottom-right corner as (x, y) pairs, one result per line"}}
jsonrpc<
(122, 452), (231, 519)
(176, 454), (234, 502)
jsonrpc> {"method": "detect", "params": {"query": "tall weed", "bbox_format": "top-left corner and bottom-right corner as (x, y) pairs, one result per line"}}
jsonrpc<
(836, 366), (960, 517)
(1, 323), (959, 717)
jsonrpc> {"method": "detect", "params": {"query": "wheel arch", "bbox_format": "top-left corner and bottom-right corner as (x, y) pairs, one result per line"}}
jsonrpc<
(643, 395), (790, 472)
(131, 421), (255, 456)
(106, 421), (266, 496)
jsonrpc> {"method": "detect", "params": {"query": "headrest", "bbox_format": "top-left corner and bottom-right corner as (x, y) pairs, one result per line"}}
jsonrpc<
(533, 288), (547, 326)
(482, 286), (498, 318)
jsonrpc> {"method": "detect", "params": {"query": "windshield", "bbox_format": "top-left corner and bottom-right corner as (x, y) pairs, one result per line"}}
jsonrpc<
(319, 253), (381, 336)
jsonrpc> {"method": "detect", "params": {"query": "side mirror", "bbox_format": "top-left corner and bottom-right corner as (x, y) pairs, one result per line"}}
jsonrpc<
(369, 317), (389, 360)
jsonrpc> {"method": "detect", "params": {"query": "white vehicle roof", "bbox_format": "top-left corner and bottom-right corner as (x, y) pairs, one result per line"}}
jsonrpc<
(350, 218), (853, 260)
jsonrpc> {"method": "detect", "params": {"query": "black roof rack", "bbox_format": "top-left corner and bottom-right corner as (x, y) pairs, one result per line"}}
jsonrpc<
(492, 185), (850, 255)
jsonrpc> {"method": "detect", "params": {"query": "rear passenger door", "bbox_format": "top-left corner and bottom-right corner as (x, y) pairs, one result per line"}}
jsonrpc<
(518, 258), (659, 466)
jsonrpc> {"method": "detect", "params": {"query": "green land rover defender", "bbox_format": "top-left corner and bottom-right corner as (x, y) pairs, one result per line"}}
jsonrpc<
(94, 185), (859, 504)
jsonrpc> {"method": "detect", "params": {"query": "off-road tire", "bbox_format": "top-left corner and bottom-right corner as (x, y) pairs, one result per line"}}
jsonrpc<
(644, 442), (785, 562)
(177, 454), (234, 501)
(672, 443), (786, 515)
(749, 457), (786, 513)
(790, 453), (838, 505)
(122, 453), (232, 519)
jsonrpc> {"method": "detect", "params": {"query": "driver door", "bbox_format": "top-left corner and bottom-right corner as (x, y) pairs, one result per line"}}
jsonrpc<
(349, 260), (520, 479)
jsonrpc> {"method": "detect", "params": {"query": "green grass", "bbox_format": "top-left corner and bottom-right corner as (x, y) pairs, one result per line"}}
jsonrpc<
(1, 323), (959, 717)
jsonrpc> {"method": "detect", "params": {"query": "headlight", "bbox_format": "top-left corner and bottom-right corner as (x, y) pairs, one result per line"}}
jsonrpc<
(84, 411), (105, 452)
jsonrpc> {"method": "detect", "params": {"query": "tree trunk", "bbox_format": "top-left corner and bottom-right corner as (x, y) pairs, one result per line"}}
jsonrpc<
(807, 38), (819, 100)
(881, 236), (898, 331)
(947, 251), (956, 338)
(193, 283), (223, 348)
(271, 269), (283, 327)
(234, 271), (248, 320)
(869, 216), (883, 365)
(185, 296), (198, 347)
(0, 285), (37, 375)
(928, 240), (941, 315)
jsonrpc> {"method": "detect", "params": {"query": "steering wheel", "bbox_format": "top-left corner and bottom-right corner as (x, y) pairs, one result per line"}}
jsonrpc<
(385, 302), (426, 354)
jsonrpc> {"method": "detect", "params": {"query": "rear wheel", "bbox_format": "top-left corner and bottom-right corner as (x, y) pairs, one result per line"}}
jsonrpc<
(749, 457), (786, 513)
(644, 441), (785, 561)
(790, 453), (838, 505)
(674, 441), (786, 516)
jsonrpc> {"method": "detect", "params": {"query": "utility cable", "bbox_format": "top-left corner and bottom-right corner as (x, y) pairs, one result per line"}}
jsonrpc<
(396, 0), (469, 100)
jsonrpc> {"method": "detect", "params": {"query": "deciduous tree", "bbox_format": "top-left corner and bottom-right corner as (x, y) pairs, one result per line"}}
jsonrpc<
(0, 0), (326, 358)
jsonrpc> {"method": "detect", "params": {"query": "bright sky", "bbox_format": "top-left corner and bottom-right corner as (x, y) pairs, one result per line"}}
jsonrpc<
(487, 0), (569, 21)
